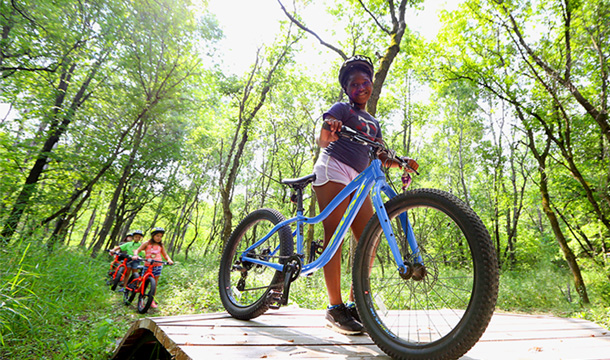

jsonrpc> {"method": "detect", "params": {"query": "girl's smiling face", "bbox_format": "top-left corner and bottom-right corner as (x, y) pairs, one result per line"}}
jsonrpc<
(346, 70), (373, 106)
(153, 233), (163, 243)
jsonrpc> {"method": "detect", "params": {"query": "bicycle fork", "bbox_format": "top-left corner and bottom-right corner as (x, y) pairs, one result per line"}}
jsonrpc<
(375, 183), (425, 279)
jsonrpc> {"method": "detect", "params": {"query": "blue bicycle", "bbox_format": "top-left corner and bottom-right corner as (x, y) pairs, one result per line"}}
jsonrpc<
(218, 127), (499, 360)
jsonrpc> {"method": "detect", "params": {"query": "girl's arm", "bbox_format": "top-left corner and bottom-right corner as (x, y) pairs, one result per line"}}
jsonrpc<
(161, 246), (174, 265)
(379, 151), (419, 171)
(317, 116), (342, 148)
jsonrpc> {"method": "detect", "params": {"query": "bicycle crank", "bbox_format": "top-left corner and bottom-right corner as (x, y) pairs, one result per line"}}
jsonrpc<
(267, 255), (302, 309)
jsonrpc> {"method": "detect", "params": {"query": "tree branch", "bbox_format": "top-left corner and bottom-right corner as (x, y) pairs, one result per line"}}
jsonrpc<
(277, 0), (347, 59)
(357, 0), (391, 35)
(500, 3), (604, 126)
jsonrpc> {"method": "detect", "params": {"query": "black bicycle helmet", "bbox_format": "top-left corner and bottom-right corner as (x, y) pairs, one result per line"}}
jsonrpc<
(338, 55), (374, 91)
(132, 230), (144, 236)
(151, 227), (165, 236)
(125, 232), (133, 238)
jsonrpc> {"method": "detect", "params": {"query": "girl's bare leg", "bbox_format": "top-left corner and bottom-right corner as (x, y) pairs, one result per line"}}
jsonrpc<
(314, 182), (350, 306)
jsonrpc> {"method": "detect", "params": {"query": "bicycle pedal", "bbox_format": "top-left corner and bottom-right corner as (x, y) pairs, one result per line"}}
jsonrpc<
(267, 289), (283, 309)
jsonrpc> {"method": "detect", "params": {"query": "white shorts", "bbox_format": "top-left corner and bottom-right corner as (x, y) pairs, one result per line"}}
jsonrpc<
(312, 152), (360, 187)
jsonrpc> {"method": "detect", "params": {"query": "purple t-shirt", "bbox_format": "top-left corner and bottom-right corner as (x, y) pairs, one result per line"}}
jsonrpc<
(322, 102), (382, 173)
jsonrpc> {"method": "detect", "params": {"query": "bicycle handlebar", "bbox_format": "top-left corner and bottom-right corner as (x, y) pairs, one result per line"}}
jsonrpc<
(323, 123), (419, 174)
(107, 250), (130, 259)
(110, 250), (174, 265)
(135, 257), (173, 266)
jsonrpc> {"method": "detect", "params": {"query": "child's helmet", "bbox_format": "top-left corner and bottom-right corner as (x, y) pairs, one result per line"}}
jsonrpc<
(338, 55), (374, 91)
(132, 230), (144, 236)
(151, 227), (165, 236)
(126, 232), (134, 237)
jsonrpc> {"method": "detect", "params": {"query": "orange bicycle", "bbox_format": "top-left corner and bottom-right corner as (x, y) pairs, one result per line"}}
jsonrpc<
(122, 258), (171, 314)
(106, 250), (130, 291)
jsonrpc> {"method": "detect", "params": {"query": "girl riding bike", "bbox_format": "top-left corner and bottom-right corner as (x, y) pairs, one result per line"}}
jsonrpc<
(314, 55), (418, 334)
(132, 227), (174, 308)
(219, 56), (498, 360)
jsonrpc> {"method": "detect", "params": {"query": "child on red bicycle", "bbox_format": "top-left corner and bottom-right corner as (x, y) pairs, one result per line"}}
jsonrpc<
(132, 227), (174, 308)
(111, 229), (145, 290)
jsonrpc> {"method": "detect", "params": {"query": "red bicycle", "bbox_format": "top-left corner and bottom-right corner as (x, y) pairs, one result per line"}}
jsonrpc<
(107, 250), (130, 291)
(123, 259), (171, 314)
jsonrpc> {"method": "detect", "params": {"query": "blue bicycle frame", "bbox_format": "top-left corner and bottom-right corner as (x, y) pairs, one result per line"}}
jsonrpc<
(240, 158), (423, 276)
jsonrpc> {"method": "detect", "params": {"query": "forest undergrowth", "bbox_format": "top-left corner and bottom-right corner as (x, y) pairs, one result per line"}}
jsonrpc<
(0, 242), (608, 359)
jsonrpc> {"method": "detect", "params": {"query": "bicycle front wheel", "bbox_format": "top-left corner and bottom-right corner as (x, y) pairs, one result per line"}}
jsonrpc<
(123, 275), (137, 305)
(353, 188), (498, 360)
(110, 267), (124, 291)
(137, 276), (156, 314)
(219, 208), (293, 320)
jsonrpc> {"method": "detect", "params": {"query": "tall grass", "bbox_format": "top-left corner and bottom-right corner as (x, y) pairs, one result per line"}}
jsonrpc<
(0, 242), (607, 359)
(0, 243), (37, 347)
(0, 243), (135, 359)
(498, 263), (610, 329)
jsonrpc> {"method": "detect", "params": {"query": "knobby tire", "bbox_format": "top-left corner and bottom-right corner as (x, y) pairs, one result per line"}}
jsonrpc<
(218, 208), (293, 320)
(110, 267), (124, 291)
(123, 275), (137, 305)
(353, 188), (498, 360)
(137, 276), (156, 314)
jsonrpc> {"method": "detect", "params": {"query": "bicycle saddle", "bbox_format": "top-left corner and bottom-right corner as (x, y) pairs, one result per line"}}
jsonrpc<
(281, 174), (316, 190)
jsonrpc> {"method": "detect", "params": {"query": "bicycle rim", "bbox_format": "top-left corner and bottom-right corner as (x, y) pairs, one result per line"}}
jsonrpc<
(219, 209), (293, 320)
(354, 189), (498, 360)
(138, 277), (155, 313)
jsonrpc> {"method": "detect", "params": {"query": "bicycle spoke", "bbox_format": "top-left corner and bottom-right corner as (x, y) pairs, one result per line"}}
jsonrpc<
(219, 209), (293, 320)
(354, 189), (497, 359)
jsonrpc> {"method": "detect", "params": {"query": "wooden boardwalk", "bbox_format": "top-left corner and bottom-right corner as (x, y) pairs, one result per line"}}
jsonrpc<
(112, 307), (610, 359)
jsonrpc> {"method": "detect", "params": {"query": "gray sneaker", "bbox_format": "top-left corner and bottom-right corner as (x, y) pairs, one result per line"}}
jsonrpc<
(325, 304), (363, 335)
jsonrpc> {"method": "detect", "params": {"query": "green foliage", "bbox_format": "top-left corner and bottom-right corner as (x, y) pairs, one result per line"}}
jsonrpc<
(0, 243), (133, 359)
(498, 263), (610, 330)
(0, 243), (37, 346)
(159, 256), (225, 314)
(2, 0), (610, 355)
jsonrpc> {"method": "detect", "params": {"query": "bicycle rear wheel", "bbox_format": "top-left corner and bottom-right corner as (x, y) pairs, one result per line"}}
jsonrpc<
(107, 263), (117, 283)
(353, 189), (498, 360)
(219, 208), (293, 320)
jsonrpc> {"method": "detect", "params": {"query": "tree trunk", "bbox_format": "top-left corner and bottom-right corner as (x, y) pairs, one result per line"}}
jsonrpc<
(1, 63), (76, 242)
(1, 49), (106, 243)
(219, 41), (294, 244)
(523, 118), (589, 304)
(79, 207), (98, 247)
(149, 162), (181, 229)
(90, 119), (146, 258)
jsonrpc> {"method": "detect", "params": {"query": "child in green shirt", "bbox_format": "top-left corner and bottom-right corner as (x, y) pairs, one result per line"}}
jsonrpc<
(111, 230), (145, 290)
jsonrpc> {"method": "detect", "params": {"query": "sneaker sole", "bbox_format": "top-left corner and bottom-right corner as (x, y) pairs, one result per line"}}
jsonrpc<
(325, 322), (363, 336)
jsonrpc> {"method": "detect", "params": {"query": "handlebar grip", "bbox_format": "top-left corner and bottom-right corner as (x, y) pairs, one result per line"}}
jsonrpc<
(322, 121), (358, 137)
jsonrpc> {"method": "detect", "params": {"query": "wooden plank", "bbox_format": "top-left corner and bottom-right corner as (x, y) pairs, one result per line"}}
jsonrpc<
(112, 308), (610, 360)
(179, 344), (387, 359)
(160, 327), (376, 346)
(465, 336), (610, 360)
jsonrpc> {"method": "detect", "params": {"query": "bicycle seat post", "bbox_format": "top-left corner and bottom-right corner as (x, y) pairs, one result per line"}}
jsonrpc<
(281, 174), (316, 216)
(292, 187), (305, 214)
